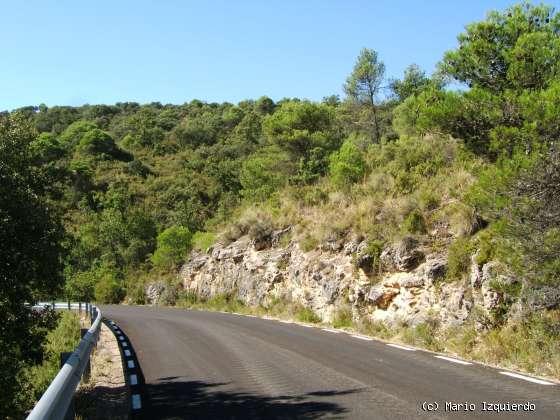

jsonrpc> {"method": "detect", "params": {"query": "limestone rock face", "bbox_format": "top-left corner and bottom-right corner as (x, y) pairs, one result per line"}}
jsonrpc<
(380, 238), (424, 272)
(527, 286), (560, 310)
(178, 235), (521, 328)
(145, 281), (166, 305)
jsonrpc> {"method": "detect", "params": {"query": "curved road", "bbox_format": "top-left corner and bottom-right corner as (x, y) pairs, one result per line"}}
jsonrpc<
(102, 305), (559, 419)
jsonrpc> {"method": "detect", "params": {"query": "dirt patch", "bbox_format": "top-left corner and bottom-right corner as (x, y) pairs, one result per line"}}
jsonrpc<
(75, 322), (129, 419)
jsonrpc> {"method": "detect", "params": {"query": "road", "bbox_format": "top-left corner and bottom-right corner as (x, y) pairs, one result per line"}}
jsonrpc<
(102, 305), (559, 419)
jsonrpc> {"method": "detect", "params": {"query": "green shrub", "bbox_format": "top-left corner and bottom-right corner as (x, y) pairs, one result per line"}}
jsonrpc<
(446, 237), (475, 281)
(127, 279), (146, 305)
(419, 188), (441, 211)
(329, 140), (366, 189)
(296, 307), (322, 323)
(152, 226), (193, 269)
(401, 209), (426, 234)
(401, 319), (442, 351)
(20, 312), (81, 409)
(456, 311), (560, 379)
(363, 239), (385, 273)
(355, 317), (394, 339)
(64, 271), (96, 302)
(332, 305), (353, 329)
(474, 230), (497, 266)
(240, 147), (293, 201)
(94, 273), (125, 304)
(176, 290), (200, 308)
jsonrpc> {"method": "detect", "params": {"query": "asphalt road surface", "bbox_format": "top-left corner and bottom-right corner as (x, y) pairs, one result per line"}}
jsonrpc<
(102, 305), (559, 420)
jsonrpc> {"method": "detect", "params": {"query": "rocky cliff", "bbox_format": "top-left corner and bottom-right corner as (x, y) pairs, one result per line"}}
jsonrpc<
(178, 228), (526, 328)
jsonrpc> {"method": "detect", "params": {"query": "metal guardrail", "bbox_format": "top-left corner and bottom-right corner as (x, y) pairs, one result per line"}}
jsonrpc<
(26, 302), (102, 420)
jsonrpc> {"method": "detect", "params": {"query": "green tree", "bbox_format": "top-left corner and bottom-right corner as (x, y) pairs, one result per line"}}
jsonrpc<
(240, 147), (293, 200)
(344, 48), (386, 142)
(152, 226), (193, 269)
(329, 139), (366, 188)
(77, 128), (131, 161)
(64, 271), (96, 301)
(440, 2), (560, 92)
(94, 271), (125, 304)
(0, 114), (64, 416)
(59, 120), (98, 148)
(262, 101), (340, 182)
(389, 64), (432, 101)
(29, 132), (65, 163)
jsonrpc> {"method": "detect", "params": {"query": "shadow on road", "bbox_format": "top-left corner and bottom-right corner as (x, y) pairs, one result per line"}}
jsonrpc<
(145, 377), (358, 419)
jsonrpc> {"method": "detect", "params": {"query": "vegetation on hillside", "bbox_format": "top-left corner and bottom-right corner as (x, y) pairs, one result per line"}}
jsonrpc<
(2, 2), (560, 412)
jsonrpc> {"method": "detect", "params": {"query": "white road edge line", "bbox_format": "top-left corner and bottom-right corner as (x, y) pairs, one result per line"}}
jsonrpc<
(245, 315), (257, 318)
(351, 334), (373, 341)
(127, 360), (135, 369)
(434, 355), (472, 365)
(387, 343), (416, 351)
(300, 324), (313, 328)
(124, 350), (131, 357)
(322, 328), (341, 334)
(500, 371), (555, 385)
(132, 394), (142, 410)
(278, 320), (292, 324)
(130, 374), (138, 385)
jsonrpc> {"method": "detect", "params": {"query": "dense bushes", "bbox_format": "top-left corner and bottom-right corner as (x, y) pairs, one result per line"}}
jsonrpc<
(152, 226), (193, 269)
(21, 312), (81, 406)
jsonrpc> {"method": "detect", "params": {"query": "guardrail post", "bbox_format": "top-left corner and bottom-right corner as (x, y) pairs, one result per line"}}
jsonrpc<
(67, 301), (71, 311)
(80, 329), (91, 382)
(79, 302), (81, 314)
(52, 301), (55, 310)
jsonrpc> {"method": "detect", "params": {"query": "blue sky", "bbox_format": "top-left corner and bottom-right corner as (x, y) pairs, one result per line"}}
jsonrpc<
(1, 1), (558, 110)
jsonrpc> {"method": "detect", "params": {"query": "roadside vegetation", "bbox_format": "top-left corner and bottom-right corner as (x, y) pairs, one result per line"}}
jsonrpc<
(13, 312), (81, 416)
(2, 2), (560, 413)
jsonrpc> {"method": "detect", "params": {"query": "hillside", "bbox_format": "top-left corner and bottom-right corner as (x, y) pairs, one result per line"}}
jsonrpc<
(2, 1), (559, 393)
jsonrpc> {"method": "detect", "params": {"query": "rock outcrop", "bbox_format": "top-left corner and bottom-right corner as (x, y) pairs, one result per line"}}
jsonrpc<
(178, 233), (519, 328)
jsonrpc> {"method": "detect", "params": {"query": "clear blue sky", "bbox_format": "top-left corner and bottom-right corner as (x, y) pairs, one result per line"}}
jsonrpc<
(1, 0), (558, 111)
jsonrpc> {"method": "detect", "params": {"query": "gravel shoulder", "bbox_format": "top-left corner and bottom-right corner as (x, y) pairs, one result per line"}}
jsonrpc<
(75, 321), (129, 420)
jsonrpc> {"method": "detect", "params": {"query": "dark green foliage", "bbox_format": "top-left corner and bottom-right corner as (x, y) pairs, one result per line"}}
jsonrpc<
(64, 270), (96, 301)
(390, 64), (432, 101)
(440, 3), (560, 92)
(365, 239), (385, 273)
(263, 100), (340, 158)
(470, 151), (560, 287)
(94, 271), (125, 304)
(19, 312), (81, 414)
(0, 114), (65, 416)
(344, 48), (386, 142)
(446, 237), (475, 281)
(369, 136), (454, 193)
(75, 128), (132, 162)
(401, 209), (426, 234)
(240, 147), (293, 201)
(329, 139), (366, 188)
